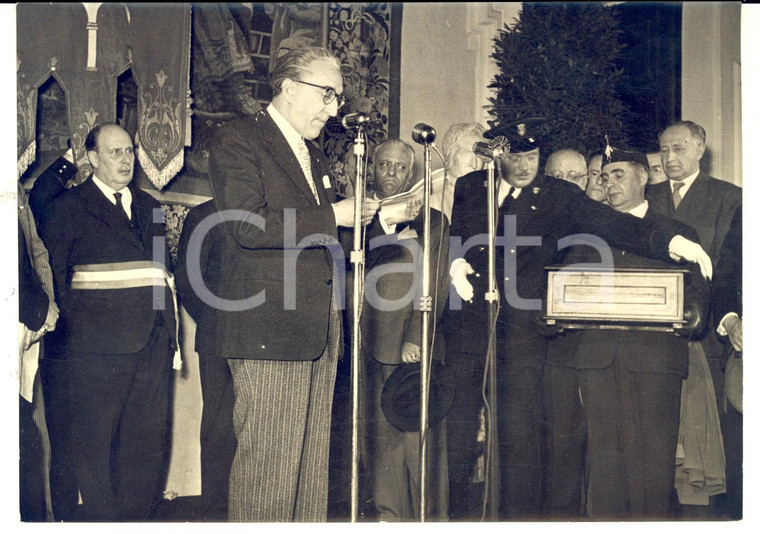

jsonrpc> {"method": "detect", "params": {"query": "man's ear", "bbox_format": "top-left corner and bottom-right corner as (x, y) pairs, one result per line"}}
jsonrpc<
(87, 150), (98, 169)
(281, 78), (298, 104)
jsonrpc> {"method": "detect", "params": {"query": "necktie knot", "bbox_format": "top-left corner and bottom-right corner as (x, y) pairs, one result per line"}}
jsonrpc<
(672, 181), (685, 209)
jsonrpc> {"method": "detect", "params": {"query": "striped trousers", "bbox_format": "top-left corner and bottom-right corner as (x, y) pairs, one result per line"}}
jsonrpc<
(226, 307), (341, 522)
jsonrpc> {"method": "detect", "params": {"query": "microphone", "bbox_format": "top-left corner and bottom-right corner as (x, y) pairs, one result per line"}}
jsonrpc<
(341, 112), (370, 129)
(412, 123), (436, 145)
(473, 141), (505, 160)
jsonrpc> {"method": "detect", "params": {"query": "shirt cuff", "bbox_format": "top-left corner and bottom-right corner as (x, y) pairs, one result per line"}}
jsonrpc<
(716, 312), (740, 336)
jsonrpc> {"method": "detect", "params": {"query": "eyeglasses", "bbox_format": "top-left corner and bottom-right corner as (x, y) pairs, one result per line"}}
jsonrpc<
(548, 171), (588, 182)
(294, 80), (346, 108)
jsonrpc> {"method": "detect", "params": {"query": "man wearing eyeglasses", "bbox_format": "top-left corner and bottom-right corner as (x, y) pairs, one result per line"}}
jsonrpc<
(203, 46), (379, 522)
(544, 149), (588, 191)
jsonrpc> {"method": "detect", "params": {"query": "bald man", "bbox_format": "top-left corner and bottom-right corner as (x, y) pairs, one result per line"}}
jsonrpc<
(545, 149), (588, 190)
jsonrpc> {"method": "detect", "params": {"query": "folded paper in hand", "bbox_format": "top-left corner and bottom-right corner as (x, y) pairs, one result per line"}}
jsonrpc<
(377, 175), (452, 223)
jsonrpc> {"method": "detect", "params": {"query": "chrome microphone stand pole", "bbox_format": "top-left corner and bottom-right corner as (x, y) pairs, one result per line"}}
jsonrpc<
(411, 123), (436, 522)
(349, 126), (367, 523)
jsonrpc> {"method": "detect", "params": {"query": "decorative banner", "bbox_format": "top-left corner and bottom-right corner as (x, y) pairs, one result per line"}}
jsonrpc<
(17, 3), (190, 188)
(127, 4), (192, 189)
(17, 3), (90, 177)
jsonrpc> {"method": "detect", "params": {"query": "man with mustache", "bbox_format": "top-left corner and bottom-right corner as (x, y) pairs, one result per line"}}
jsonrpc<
(446, 118), (713, 519)
(39, 123), (177, 521)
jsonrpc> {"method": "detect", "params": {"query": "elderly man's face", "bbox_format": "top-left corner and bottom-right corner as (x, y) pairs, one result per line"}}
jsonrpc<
(374, 143), (413, 198)
(602, 161), (647, 213)
(585, 155), (606, 203)
(499, 149), (540, 189)
(646, 152), (668, 184)
(288, 59), (343, 140)
(545, 150), (588, 190)
(447, 133), (485, 179)
(658, 125), (705, 181)
(88, 124), (134, 191)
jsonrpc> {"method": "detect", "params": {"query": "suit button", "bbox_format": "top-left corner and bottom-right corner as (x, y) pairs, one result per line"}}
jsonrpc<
(261, 344), (266, 349)
(509, 249), (516, 254)
(326, 279), (333, 285)
(504, 277), (510, 281)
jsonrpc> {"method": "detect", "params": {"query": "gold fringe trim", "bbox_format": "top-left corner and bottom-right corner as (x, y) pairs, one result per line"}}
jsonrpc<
(17, 141), (36, 179)
(138, 146), (184, 190)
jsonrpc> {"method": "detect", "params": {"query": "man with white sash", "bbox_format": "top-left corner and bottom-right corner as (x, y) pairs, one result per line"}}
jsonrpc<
(39, 123), (178, 522)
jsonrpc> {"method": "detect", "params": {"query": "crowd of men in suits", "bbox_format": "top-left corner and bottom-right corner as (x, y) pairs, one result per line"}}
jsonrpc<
(18, 46), (741, 522)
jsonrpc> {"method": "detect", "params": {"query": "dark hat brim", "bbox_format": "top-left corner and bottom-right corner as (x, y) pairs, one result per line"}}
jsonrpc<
(380, 360), (455, 433)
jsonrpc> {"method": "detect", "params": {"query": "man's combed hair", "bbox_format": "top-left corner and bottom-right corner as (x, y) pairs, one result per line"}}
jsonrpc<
(270, 46), (341, 97)
(661, 120), (707, 145)
(85, 124), (104, 152)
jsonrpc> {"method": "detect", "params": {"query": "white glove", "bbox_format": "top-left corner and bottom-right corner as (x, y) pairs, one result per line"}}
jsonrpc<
(668, 235), (713, 281)
(450, 259), (476, 302)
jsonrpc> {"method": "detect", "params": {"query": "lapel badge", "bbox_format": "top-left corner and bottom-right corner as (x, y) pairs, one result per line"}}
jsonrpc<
(322, 175), (332, 189)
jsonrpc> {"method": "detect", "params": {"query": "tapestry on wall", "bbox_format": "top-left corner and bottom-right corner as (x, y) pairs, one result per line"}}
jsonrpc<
(17, 3), (191, 189)
(324, 2), (401, 198)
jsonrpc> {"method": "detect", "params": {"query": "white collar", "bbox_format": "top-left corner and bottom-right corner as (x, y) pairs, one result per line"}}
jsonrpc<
(268, 102), (304, 157)
(625, 200), (649, 219)
(497, 179), (522, 206)
(91, 175), (132, 206)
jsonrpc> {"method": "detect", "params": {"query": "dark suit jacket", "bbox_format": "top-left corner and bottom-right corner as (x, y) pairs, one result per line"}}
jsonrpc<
(200, 109), (341, 361)
(39, 177), (175, 355)
(19, 220), (50, 332)
(447, 172), (681, 361)
(573, 210), (709, 377)
(712, 205), (742, 324)
(647, 171), (741, 268)
(360, 209), (450, 365)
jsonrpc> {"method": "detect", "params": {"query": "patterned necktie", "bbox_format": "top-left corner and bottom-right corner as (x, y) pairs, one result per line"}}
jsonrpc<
(672, 181), (685, 210)
(296, 139), (320, 205)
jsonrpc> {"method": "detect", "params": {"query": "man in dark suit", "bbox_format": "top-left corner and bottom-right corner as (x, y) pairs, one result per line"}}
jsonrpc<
(359, 139), (450, 520)
(174, 200), (236, 520)
(39, 123), (177, 521)
(446, 119), (712, 519)
(202, 46), (378, 522)
(647, 120), (742, 516)
(574, 148), (708, 518)
(648, 121), (741, 270)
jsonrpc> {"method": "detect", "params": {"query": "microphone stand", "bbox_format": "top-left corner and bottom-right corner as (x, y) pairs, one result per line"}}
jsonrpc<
(483, 157), (501, 519)
(349, 126), (367, 523)
(419, 139), (433, 523)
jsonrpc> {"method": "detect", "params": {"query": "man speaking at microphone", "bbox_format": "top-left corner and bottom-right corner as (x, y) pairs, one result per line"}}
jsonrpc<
(203, 46), (378, 522)
(445, 118), (713, 519)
